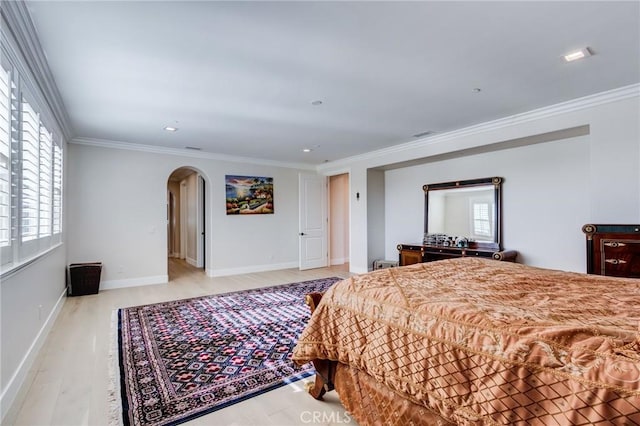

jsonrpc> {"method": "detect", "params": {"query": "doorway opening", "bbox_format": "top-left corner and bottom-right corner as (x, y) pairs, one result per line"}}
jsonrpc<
(329, 173), (350, 267)
(167, 167), (207, 281)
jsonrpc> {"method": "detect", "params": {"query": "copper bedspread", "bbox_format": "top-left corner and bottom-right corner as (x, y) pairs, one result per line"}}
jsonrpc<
(292, 258), (640, 425)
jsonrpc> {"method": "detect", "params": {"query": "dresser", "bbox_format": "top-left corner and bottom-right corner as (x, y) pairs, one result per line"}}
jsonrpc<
(582, 224), (640, 278)
(397, 244), (517, 266)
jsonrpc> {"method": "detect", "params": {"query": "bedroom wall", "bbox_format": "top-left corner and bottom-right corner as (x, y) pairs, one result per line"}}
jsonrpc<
(385, 135), (590, 271)
(367, 169), (386, 268)
(66, 143), (310, 285)
(0, 247), (67, 421)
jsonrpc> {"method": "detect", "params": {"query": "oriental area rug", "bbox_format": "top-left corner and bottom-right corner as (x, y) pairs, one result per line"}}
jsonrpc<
(115, 277), (341, 426)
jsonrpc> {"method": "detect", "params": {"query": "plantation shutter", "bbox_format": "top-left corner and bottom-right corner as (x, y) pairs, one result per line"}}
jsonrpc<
(20, 98), (39, 242)
(52, 143), (62, 235)
(473, 202), (491, 237)
(38, 125), (52, 237)
(0, 65), (10, 247)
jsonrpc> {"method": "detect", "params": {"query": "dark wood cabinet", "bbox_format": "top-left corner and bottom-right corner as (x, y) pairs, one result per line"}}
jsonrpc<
(582, 224), (640, 278)
(397, 244), (517, 266)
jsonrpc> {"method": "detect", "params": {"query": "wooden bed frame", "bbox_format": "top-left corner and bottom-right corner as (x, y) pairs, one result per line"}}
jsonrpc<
(303, 292), (338, 400)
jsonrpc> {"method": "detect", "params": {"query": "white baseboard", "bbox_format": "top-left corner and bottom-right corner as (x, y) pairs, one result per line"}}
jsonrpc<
(350, 266), (369, 274)
(330, 257), (349, 265)
(210, 261), (298, 277)
(186, 257), (197, 267)
(0, 288), (66, 423)
(100, 275), (168, 290)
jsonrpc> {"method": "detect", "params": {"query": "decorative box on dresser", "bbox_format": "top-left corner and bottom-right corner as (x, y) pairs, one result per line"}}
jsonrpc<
(582, 224), (640, 278)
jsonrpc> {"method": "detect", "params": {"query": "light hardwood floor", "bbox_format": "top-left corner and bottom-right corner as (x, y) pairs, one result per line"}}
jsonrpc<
(6, 259), (355, 426)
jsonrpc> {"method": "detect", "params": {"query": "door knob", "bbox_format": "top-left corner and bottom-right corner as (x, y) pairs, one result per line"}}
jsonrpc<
(299, 232), (305, 236)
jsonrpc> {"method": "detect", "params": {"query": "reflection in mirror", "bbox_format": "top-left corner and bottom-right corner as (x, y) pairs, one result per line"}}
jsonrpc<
(424, 177), (502, 250)
(427, 186), (495, 242)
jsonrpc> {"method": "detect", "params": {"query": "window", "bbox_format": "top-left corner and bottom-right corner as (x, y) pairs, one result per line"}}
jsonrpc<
(472, 202), (491, 237)
(20, 98), (40, 242)
(39, 124), (53, 237)
(0, 44), (64, 273)
(52, 144), (62, 234)
(0, 65), (10, 248)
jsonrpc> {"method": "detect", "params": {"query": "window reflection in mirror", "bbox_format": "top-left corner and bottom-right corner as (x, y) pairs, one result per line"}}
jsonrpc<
(427, 186), (495, 242)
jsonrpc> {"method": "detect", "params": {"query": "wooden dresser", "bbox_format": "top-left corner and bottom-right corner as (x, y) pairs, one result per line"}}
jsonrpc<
(397, 244), (517, 266)
(582, 224), (640, 278)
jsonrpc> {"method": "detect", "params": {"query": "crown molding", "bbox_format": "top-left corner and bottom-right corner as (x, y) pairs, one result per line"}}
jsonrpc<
(1, 1), (74, 141)
(70, 137), (317, 171)
(317, 83), (640, 172)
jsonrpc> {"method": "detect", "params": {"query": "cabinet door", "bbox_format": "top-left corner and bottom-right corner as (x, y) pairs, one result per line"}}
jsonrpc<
(400, 249), (422, 266)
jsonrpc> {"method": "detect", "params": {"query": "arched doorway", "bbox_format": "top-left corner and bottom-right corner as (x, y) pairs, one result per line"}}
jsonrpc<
(167, 166), (208, 281)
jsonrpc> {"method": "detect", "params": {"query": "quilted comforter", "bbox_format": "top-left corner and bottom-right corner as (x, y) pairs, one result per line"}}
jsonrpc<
(293, 258), (640, 424)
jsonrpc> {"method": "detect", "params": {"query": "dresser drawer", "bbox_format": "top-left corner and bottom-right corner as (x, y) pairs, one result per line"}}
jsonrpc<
(583, 224), (640, 278)
(600, 239), (640, 278)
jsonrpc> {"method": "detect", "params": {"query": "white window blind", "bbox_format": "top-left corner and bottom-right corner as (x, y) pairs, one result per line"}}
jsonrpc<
(20, 98), (40, 242)
(473, 202), (491, 237)
(52, 143), (62, 235)
(0, 65), (10, 247)
(38, 125), (52, 237)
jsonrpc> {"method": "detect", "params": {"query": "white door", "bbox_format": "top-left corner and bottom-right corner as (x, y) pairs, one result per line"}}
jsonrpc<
(299, 173), (328, 270)
(196, 175), (204, 269)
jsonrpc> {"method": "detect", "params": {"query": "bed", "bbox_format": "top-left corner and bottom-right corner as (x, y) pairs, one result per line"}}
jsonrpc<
(292, 257), (640, 425)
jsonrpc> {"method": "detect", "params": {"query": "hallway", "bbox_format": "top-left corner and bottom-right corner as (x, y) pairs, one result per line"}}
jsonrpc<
(167, 257), (205, 282)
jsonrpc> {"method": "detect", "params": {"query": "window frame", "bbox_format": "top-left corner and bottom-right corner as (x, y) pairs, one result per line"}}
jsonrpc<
(0, 30), (64, 275)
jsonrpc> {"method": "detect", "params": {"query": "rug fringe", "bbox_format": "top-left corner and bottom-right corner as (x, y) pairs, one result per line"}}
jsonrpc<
(107, 309), (123, 426)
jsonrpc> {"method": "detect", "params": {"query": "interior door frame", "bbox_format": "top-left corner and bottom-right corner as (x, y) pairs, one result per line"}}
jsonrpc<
(327, 171), (351, 266)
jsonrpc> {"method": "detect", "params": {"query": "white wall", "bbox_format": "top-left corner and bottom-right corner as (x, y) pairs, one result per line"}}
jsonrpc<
(66, 143), (308, 284)
(367, 169), (386, 268)
(0, 247), (66, 420)
(385, 135), (590, 271)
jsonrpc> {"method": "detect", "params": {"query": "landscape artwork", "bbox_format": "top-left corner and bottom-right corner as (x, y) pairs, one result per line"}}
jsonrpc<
(225, 175), (274, 215)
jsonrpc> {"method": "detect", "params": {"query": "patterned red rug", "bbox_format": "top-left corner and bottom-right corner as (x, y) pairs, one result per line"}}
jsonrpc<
(116, 277), (341, 426)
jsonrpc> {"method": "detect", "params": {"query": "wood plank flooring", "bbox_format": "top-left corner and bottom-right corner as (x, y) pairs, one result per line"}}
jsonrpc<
(5, 259), (355, 426)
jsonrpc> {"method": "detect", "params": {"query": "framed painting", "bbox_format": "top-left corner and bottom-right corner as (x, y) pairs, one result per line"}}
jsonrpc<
(225, 175), (274, 215)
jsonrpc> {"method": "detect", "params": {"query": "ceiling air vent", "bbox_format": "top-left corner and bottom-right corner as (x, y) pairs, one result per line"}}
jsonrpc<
(413, 130), (434, 138)
(185, 146), (201, 151)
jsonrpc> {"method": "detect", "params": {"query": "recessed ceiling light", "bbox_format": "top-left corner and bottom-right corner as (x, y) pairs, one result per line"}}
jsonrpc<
(311, 100), (323, 106)
(563, 47), (592, 62)
(302, 148), (313, 153)
(164, 126), (178, 132)
(472, 88), (482, 93)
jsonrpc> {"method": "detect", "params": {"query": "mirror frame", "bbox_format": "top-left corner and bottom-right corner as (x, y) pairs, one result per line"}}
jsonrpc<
(423, 177), (502, 250)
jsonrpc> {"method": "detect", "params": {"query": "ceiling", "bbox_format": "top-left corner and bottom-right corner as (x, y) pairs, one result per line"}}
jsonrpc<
(25, 1), (640, 165)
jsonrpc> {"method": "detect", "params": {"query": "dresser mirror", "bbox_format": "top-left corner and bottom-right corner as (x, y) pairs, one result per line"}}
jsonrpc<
(424, 177), (502, 250)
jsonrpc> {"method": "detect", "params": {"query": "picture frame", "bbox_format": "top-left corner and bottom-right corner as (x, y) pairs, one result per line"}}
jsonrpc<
(225, 175), (274, 215)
